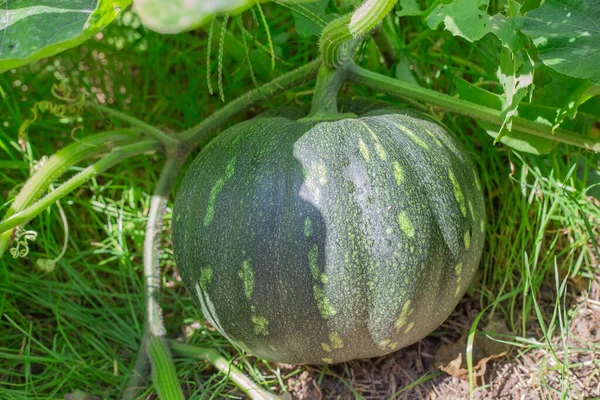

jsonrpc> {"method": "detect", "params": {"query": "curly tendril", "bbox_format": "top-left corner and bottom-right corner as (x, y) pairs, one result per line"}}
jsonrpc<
(319, 0), (397, 67)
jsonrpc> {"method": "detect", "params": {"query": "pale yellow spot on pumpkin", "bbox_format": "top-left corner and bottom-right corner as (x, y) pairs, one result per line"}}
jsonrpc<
(251, 315), (269, 336)
(389, 342), (398, 350)
(464, 231), (471, 250)
(358, 138), (370, 162)
(199, 266), (213, 291)
(395, 300), (413, 329)
(322, 343), (332, 352)
(322, 357), (334, 364)
(308, 244), (320, 281)
(392, 161), (404, 186)
(404, 322), (415, 333)
(269, 345), (277, 351)
(239, 260), (254, 299)
(448, 170), (467, 217)
(379, 339), (391, 348)
(455, 263), (463, 276)
(314, 286), (336, 318)
(397, 211), (415, 238)
(454, 285), (462, 297)
(329, 332), (344, 349)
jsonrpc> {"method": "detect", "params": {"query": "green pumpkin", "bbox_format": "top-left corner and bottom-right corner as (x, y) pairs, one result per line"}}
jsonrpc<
(172, 102), (485, 365)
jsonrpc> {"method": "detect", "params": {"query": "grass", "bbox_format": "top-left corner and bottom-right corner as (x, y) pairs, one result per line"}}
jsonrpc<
(1, 2), (599, 399)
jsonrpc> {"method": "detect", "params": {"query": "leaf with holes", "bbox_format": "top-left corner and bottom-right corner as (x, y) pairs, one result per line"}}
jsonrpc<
(522, 0), (600, 85)
(0, 0), (130, 73)
(425, 0), (523, 52)
(455, 77), (557, 154)
(495, 48), (534, 142)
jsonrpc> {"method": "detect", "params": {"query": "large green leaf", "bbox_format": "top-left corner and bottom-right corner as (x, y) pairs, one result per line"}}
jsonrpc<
(425, 0), (523, 52)
(133, 0), (314, 34)
(522, 0), (600, 85)
(0, 0), (130, 73)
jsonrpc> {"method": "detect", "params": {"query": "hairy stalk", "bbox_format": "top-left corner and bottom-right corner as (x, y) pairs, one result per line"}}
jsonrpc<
(148, 336), (185, 400)
(0, 140), (160, 236)
(347, 65), (600, 151)
(319, 0), (396, 67)
(179, 59), (321, 144)
(170, 341), (280, 400)
(0, 129), (143, 258)
(88, 102), (179, 148)
(305, 64), (350, 120)
(123, 152), (189, 400)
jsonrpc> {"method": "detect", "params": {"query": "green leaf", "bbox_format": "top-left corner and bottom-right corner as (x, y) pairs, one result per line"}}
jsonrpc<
(425, 0), (523, 52)
(522, 0), (600, 85)
(455, 77), (557, 154)
(396, 0), (424, 17)
(0, 0), (130, 73)
(133, 0), (314, 34)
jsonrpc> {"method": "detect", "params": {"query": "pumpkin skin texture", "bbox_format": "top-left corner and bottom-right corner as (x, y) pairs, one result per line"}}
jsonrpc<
(172, 103), (485, 365)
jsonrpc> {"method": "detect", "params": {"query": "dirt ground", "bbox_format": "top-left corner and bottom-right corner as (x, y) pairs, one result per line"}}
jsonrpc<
(284, 277), (600, 399)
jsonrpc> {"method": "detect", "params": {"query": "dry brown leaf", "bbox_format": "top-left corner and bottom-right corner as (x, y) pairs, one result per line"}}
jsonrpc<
(435, 316), (511, 383)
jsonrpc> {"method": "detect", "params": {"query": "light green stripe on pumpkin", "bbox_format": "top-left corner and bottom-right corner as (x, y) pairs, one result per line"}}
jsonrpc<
(392, 161), (404, 186)
(239, 259), (254, 299)
(204, 157), (236, 226)
(308, 244), (320, 281)
(304, 217), (313, 237)
(359, 120), (387, 161)
(358, 137), (370, 162)
(464, 231), (471, 250)
(425, 129), (443, 146)
(448, 170), (467, 217)
(199, 266), (213, 291)
(480, 219), (485, 233)
(474, 169), (481, 191)
(394, 122), (429, 149)
(314, 286), (336, 318)
(468, 200), (475, 221)
(397, 211), (415, 238)
(251, 315), (269, 336)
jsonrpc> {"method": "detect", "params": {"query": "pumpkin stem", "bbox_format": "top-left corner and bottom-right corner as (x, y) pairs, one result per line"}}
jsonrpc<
(305, 64), (353, 121)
